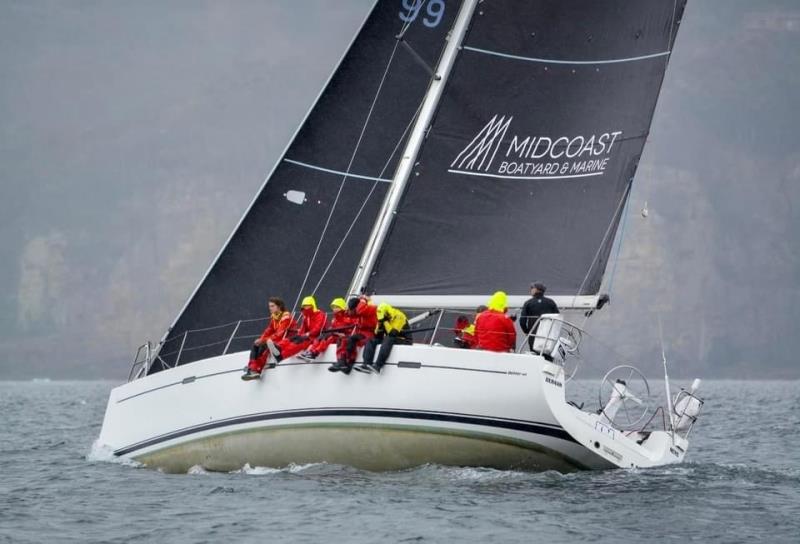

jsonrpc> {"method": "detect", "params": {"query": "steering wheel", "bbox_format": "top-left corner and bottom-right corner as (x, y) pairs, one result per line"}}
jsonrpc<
(598, 365), (651, 429)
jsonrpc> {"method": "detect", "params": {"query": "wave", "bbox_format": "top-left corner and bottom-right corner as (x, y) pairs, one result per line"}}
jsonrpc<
(85, 439), (142, 468)
(229, 462), (328, 476)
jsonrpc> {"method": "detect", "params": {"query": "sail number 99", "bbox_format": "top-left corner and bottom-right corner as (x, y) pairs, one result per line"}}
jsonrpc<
(399, 0), (445, 28)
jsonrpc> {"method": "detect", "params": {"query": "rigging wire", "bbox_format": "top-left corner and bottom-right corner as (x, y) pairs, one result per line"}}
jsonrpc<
(309, 98), (426, 296)
(575, 181), (633, 300)
(289, 23), (411, 314)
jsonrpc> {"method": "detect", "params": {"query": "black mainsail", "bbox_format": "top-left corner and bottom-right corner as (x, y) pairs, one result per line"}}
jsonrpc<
(360, 0), (687, 304)
(152, 0), (462, 371)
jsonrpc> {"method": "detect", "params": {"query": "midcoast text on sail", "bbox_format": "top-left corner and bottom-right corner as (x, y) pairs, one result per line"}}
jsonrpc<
(449, 115), (622, 179)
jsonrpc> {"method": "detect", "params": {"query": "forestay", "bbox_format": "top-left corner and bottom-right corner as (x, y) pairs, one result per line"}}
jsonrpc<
(363, 0), (687, 301)
(151, 0), (461, 372)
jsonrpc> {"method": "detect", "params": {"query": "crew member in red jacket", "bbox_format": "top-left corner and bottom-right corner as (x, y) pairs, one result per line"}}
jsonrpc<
(330, 296), (377, 374)
(299, 297), (352, 361)
(266, 295), (327, 363)
(242, 297), (297, 380)
(475, 291), (516, 352)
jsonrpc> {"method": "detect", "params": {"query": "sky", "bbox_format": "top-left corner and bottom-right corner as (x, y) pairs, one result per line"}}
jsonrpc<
(1, 0), (798, 380)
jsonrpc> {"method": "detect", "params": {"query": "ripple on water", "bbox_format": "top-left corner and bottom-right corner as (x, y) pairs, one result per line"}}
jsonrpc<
(2, 380), (799, 543)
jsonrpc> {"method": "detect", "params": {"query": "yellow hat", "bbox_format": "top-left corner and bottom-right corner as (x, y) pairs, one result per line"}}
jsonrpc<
(376, 302), (392, 320)
(301, 295), (317, 311)
(487, 291), (508, 312)
(330, 297), (346, 311)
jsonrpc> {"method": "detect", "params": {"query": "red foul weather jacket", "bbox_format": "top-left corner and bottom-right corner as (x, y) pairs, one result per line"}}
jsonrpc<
(297, 309), (327, 339)
(258, 311), (297, 343)
(353, 301), (378, 337)
(329, 311), (355, 333)
(475, 310), (516, 352)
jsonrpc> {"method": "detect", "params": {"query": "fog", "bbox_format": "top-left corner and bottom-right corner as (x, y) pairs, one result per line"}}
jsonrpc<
(1, 1), (798, 379)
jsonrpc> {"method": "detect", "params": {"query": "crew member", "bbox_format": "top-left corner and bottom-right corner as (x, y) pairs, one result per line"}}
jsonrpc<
(475, 291), (516, 352)
(299, 297), (352, 361)
(453, 305), (486, 349)
(242, 297), (296, 380)
(520, 282), (560, 351)
(266, 296), (327, 363)
(329, 296), (377, 374)
(356, 302), (411, 374)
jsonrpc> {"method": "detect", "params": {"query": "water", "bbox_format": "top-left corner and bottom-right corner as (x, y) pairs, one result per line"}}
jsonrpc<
(1, 380), (798, 543)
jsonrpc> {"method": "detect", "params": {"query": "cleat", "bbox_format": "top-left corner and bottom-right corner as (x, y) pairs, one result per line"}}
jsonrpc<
(266, 339), (281, 358)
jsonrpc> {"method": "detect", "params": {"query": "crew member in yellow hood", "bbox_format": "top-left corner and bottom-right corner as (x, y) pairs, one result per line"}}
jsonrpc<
(355, 302), (411, 374)
(475, 291), (516, 352)
(299, 297), (354, 361)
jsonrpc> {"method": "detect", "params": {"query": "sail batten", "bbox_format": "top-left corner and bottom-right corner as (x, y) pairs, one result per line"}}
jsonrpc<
(462, 45), (672, 65)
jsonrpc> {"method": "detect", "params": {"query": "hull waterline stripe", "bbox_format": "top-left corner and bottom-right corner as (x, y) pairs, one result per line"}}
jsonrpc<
(283, 159), (392, 183)
(463, 46), (672, 65)
(113, 408), (577, 457)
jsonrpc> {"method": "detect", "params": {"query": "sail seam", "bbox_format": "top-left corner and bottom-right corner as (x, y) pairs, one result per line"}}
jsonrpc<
(283, 159), (392, 183)
(462, 46), (671, 65)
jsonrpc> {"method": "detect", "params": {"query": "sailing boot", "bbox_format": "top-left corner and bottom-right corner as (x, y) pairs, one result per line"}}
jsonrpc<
(340, 361), (354, 375)
(328, 359), (346, 372)
(354, 363), (374, 374)
(241, 368), (261, 381)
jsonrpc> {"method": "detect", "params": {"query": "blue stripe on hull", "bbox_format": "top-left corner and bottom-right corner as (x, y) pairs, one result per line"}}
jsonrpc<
(114, 407), (577, 457)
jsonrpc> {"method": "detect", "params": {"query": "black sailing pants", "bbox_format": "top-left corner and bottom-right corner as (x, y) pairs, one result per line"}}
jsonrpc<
(363, 334), (410, 368)
(250, 343), (268, 361)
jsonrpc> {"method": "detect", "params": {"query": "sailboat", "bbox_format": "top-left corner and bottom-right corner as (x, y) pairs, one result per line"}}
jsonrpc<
(97, 0), (704, 473)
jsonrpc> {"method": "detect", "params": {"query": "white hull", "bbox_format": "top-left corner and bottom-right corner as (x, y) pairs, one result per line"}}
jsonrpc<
(98, 345), (615, 473)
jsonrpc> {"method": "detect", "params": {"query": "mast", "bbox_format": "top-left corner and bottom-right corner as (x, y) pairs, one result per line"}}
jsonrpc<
(348, 0), (479, 296)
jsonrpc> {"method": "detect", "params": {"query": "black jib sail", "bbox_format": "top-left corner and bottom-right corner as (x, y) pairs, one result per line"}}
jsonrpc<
(364, 0), (687, 302)
(151, 0), (461, 372)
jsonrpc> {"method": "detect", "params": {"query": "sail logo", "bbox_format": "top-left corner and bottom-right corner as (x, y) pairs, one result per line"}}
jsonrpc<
(449, 115), (623, 180)
(450, 115), (513, 173)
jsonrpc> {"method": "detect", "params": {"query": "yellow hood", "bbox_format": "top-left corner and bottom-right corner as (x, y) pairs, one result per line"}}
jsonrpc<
(330, 297), (346, 311)
(301, 295), (317, 311)
(487, 291), (508, 312)
(376, 302), (391, 321)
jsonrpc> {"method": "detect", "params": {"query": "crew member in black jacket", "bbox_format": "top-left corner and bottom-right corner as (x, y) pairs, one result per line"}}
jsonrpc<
(520, 282), (559, 351)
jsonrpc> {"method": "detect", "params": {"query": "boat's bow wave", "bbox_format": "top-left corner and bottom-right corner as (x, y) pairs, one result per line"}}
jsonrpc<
(86, 439), (142, 468)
